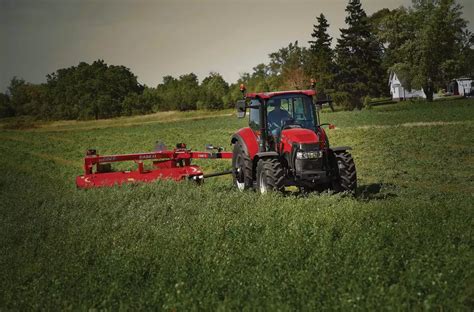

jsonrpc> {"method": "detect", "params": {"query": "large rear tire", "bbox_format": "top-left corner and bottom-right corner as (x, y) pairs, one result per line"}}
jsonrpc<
(256, 158), (285, 194)
(332, 151), (357, 194)
(232, 143), (253, 191)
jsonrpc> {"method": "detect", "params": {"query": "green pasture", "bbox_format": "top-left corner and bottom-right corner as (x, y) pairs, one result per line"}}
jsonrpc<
(0, 99), (472, 309)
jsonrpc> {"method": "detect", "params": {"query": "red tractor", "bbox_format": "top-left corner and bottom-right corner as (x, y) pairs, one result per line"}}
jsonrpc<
(231, 86), (356, 194)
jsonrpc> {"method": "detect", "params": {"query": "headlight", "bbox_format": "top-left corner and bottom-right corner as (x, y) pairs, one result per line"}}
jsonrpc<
(296, 150), (323, 159)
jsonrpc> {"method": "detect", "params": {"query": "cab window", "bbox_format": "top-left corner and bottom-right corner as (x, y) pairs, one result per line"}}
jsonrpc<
(267, 95), (315, 130)
(249, 99), (260, 131)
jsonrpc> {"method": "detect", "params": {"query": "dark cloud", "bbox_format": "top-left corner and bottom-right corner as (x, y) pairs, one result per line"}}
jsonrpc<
(1, 0), (472, 91)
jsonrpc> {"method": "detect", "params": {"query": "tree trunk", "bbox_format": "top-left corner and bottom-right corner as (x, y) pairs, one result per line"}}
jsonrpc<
(423, 84), (434, 102)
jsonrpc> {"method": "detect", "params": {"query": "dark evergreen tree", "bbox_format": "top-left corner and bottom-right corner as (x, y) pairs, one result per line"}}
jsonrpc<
(309, 14), (332, 54)
(308, 13), (334, 97)
(335, 0), (385, 109)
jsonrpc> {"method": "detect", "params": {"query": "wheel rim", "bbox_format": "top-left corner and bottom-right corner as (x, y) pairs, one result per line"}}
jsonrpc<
(337, 160), (344, 170)
(236, 167), (245, 191)
(235, 155), (245, 191)
(258, 170), (268, 194)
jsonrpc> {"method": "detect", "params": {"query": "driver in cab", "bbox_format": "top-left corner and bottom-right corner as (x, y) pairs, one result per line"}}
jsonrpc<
(268, 99), (291, 135)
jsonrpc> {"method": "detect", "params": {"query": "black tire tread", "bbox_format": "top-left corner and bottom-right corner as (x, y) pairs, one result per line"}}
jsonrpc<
(232, 143), (253, 190)
(333, 151), (357, 194)
(257, 158), (285, 192)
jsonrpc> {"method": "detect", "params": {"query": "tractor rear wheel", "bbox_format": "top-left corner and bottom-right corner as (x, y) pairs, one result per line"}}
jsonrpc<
(256, 158), (285, 194)
(232, 143), (253, 191)
(332, 151), (357, 194)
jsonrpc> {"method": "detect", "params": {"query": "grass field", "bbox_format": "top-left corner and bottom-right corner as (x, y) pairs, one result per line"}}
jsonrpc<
(0, 99), (473, 310)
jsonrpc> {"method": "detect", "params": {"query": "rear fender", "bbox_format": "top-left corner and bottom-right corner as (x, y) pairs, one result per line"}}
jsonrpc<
(230, 127), (259, 159)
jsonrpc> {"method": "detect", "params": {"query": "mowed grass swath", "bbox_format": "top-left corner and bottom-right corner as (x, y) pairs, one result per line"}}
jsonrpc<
(0, 99), (473, 309)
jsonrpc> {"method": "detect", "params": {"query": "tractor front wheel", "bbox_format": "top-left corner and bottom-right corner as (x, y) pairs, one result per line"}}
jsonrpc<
(332, 151), (357, 194)
(256, 158), (285, 194)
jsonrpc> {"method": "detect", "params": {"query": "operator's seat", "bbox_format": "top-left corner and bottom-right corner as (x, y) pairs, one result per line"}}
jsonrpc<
(267, 99), (291, 133)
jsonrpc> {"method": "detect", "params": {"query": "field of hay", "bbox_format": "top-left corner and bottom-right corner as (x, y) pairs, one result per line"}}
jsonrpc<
(0, 99), (473, 309)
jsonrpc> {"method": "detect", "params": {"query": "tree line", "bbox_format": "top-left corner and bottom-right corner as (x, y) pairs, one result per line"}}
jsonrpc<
(0, 61), (234, 119)
(1, 0), (472, 119)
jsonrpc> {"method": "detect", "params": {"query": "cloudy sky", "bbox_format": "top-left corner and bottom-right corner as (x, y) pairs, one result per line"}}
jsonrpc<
(1, 0), (473, 91)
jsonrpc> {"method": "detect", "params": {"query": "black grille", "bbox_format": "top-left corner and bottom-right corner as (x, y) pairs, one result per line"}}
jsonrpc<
(295, 158), (323, 172)
(294, 143), (319, 152)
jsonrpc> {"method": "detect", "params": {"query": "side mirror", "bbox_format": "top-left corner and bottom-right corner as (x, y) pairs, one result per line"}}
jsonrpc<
(236, 100), (246, 118)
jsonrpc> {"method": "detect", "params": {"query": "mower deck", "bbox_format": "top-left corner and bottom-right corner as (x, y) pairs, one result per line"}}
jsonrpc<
(76, 145), (232, 189)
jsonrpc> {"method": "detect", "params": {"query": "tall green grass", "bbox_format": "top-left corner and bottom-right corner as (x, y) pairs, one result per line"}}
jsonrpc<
(0, 100), (473, 309)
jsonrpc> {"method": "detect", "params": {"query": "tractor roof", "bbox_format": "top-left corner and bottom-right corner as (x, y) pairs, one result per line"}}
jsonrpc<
(245, 89), (316, 100)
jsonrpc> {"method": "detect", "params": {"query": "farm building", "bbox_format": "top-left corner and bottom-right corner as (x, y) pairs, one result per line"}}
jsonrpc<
(447, 78), (473, 96)
(388, 72), (426, 101)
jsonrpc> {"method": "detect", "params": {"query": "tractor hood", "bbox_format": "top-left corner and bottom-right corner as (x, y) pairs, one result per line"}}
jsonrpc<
(281, 128), (319, 145)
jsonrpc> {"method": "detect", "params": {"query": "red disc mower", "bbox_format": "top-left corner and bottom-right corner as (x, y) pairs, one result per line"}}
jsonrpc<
(76, 143), (233, 189)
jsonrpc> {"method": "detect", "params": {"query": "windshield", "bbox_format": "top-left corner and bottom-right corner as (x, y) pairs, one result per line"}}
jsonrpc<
(266, 95), (316, 133)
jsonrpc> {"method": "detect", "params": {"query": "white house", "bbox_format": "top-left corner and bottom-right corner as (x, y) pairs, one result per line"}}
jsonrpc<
(388, 72), (426, 101)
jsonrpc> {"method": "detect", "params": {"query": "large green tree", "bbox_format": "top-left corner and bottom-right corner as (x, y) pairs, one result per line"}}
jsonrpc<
(177, 73), (200, 111)
(156, 73), (200, 111)
(122, 87), (160, 116)
(46, 60), (143, 119)
(199, 72), (229, 109)
(156, 76), (179, 111)
(269, 41), (311, 90)
(335, 0), (385, 109)
(308, 13), (335, 97)
(368, 8), (414, 71)
(391, 0), (472, 101)
(7, 77), (49, 117)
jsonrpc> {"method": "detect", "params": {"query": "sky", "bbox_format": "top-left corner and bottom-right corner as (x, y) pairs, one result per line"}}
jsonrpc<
(1, 0), (473, 92)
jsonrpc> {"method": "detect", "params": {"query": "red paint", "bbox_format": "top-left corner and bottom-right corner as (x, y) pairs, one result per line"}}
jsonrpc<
(281, 128), (319, 144)
(246, 89), (316, 99)
(234, 127), (259, 159)
(280, 128), (320, 153)
(76, 148), (233, 189)
(318, 127), (327, 148)
(76, 166), (203, 189)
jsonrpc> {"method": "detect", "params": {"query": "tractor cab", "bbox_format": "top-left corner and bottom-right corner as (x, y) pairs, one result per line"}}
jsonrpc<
(250, 93), (317, 136)
(232, 85), (356, 194)
(236, 89), (323, 153)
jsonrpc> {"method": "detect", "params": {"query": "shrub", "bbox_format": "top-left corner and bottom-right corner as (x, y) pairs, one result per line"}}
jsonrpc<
(332, 91), (359, 110)
(0, 93), (14, 118)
